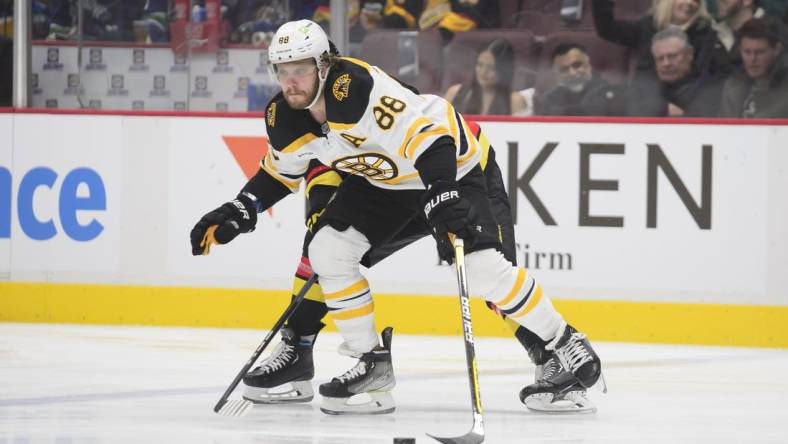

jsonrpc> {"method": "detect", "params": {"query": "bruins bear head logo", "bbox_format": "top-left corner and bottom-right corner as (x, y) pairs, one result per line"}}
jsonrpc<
(332, 74), (351, 101)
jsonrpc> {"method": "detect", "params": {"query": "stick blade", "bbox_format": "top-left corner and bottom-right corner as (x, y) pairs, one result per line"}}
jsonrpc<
(426, 432), (484, 444)
(215, 398), (254, 417)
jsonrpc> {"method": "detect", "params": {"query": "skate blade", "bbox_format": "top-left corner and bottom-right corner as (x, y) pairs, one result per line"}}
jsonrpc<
(215, 398), (254, 417)
(243, 381), (314, 404)
(320, 391), (395, 415)
(525, 391), (597, 414)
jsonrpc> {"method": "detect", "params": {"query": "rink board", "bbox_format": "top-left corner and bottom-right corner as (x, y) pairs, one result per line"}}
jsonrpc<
(1, 111), (787, 347)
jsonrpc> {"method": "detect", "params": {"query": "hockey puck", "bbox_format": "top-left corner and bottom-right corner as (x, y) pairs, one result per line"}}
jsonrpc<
(393, 438), (416, 444)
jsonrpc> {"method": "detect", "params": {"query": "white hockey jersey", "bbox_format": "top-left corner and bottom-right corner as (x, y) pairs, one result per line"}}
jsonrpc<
(262, 57), (483, 192)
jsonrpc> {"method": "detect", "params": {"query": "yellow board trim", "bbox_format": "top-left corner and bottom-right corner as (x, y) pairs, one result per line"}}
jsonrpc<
(2, 282), (788, 348)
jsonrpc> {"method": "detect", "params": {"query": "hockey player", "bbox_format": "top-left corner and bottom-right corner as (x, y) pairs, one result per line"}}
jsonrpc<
(190, 19), (602, 415)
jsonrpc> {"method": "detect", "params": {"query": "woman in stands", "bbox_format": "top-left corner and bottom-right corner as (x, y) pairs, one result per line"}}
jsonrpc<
(591, 0), (730, 81)
(443, 38), (527, 115)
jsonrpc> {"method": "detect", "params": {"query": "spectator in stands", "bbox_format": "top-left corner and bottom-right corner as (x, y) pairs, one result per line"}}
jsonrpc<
(312, 0), (367, 45)
(629, 27), (726, 116)
(443, 38), (526, 115)
(592, 0), (730, 82)
(537, 43), (628, 116)
(228, 0), (320, 44)
(338, 0), (499, 44)
(48, 0), (143, 41)
(719, 17), (788, 117)
(709, 0), (788, 18)
(714, 0), (765, 57)
(141, 0), (169, 43)
(715, 1), (788, 64)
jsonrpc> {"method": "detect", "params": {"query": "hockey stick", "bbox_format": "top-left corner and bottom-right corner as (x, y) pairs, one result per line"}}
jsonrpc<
(214, 274), (318, 417)
(427, 238), (485, 444)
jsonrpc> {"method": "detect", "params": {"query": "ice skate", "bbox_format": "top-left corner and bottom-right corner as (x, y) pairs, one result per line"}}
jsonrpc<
(520, 353), (596, 413)
(520, 324), (602, 413)
(319, 327), (396, 415)
(242, 327), (316, 404)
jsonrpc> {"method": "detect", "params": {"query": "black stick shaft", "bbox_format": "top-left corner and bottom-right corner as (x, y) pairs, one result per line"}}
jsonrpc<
(453, 240), (484, 420)
(213, 274), (318, 413)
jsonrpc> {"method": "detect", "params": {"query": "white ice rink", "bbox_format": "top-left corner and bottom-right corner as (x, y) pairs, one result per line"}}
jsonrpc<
(1, 323), (787, 444)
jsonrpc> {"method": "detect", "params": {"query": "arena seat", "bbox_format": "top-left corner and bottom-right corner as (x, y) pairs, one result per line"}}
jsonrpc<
(499, 0), (524, 27)
(359, 29), (444, 94)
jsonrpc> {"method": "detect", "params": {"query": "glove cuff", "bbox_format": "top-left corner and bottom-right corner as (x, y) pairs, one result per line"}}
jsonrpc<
(223, 193), (258, 233)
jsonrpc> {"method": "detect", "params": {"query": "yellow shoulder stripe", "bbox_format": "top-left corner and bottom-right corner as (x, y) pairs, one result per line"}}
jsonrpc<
(281, 133), (318, 153)
(340, 56), (373, 72)
(328, 121), (356, 131)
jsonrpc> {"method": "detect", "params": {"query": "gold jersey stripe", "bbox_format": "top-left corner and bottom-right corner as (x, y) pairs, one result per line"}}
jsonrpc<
(497, 268), (527, 308)
(332, 301), (375, 321)
(261, 156), (301, 191)
(396, 117), (433, 158)
(478, 130), (491, 171)
(405, 125), (450, 159)
(328, 121), (356, 131)
(325, 279), (369, 301)
(446, 104), (459, 145)
(281, 133), (318, 153)
(457, 116), (479, 166)
(305, 170), (342, 197)
(511, 285), (544, 319)
(340, 56), (373, 72)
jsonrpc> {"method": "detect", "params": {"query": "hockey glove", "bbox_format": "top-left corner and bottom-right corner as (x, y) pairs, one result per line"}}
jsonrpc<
(190, 193), (257, 255)
(422, 180), (478, 261)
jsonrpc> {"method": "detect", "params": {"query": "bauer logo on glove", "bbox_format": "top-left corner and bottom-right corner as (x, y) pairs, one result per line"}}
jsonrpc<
(423, 189), (460, 218)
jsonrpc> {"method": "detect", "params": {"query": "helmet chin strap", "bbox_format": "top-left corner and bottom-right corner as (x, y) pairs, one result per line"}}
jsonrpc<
(305, 65), (329, 110)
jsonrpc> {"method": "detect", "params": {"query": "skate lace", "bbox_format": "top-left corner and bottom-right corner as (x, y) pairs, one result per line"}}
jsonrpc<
(557, 333), (592, 373)
(336, 360), (368, 384)
(258, 341), (296, 375)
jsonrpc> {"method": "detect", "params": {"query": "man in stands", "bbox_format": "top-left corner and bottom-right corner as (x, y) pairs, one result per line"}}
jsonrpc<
(538, 43), (627, 116)
(629, 28), (725, 117)
(719, 17), (788, 117)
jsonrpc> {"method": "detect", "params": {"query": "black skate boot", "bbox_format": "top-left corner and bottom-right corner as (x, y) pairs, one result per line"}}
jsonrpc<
(519, 324), (601, 413)
(319, 327), (396, 415)
(242, 327), (317, 404)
